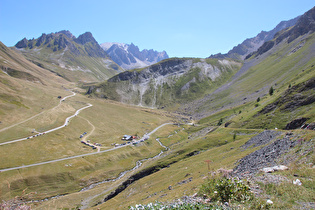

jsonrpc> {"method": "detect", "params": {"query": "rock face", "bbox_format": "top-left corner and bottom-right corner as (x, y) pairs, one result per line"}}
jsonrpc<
(257, 78), (315, 116)
(285, 118), (309, 130)
(108, 58), (189, 82)
(15, 38), (28, 48)
(209, 16), (300, 60)
(100, 42), (169, 70)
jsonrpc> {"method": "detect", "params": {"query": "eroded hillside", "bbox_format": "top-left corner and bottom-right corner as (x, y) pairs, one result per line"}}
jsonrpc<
(86, 58), (242, 109)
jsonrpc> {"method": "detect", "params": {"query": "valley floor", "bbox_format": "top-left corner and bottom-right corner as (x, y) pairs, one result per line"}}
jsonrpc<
(0, 87), (314, 210)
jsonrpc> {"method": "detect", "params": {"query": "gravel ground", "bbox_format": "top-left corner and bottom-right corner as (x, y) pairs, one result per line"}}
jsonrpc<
(234, 131), (298, 177)
(241, 130), (282, 149)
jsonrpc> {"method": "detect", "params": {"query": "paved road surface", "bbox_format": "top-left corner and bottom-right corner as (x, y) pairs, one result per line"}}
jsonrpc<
(0, 145), (126, 172)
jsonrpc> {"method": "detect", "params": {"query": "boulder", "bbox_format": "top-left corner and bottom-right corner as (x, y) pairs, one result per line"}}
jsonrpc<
(285, 117), (309, 130)
(260, 165), (288, 173)
(293, 179), (302, 186)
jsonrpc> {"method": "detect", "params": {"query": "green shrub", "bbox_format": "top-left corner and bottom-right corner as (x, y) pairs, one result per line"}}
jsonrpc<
(233, 133), (237, 141)
(199, 176), (253, 203)
(217, 118), (223, 126)
(269, 86), (274, 96)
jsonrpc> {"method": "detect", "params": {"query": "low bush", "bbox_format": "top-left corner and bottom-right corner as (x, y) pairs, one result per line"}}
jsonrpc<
(198, 176), (253, 203)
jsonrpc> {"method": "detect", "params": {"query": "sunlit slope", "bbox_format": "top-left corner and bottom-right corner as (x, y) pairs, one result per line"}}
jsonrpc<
(0, 41), (74, 128)
(0, 93), (172, 203)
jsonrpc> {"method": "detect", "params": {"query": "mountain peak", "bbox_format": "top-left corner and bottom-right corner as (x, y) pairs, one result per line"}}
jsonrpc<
(15, 38), (28, 48)
(74, 32), (97, 45)
(100, 42), (169, 70)
(57, 30), (75, 39)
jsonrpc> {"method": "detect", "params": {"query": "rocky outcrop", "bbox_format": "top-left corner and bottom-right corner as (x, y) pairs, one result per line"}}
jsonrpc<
(15, 38), (28, 48)
(285, 117), (309, 130)
(74, 32), (96, 45)
(109, 58), (189, 82)
(257, 78), (315, 115)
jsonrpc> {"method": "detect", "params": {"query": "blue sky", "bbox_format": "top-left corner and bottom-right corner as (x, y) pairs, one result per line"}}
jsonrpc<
(0, 0), (314, 58)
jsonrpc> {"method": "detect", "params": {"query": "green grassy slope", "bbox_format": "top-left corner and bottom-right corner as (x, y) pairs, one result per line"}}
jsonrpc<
(186, 32), (315, 122)
(0, 41), (75, 128)
(14, 47), (121, 83)
(83, 126), (314, 209)
(0, 94), (172, 203)
(1, 9), (315, 209)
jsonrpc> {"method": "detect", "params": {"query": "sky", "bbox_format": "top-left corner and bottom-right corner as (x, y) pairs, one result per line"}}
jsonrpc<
(0, 0), (314, 58)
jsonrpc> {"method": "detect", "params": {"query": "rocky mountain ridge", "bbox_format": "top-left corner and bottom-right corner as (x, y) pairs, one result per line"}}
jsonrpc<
(209, 16), (300, 60)
(15, 30), (108, 58)
(14, 30), (122, 82)
(101, 42), (169, 70)
(247, 6), (315, 59)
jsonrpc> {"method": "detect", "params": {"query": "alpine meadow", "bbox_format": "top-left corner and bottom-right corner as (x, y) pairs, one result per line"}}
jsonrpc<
(0, 5), (314, 210)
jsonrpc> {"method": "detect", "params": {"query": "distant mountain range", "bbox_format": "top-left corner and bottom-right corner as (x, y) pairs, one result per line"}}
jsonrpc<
(209, 16), (300, 60)
(14, 30), (123, 82)
(101, 42), (169, 70)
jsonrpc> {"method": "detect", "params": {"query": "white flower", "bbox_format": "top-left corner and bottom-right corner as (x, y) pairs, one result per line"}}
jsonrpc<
(266, 199), (273, 204)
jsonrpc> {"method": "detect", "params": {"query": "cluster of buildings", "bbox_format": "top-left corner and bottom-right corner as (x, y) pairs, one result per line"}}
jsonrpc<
(114, 134), (147, 147)
(121, 135), (138, 141)
(78, 132), (149, 150)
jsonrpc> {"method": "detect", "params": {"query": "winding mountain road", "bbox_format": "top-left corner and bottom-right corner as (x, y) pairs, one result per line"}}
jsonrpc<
(0, 91), (76, 133)
(0, 103), (92, 146)
(0, 123), (173, 172)
(0, 92), (94, 146)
